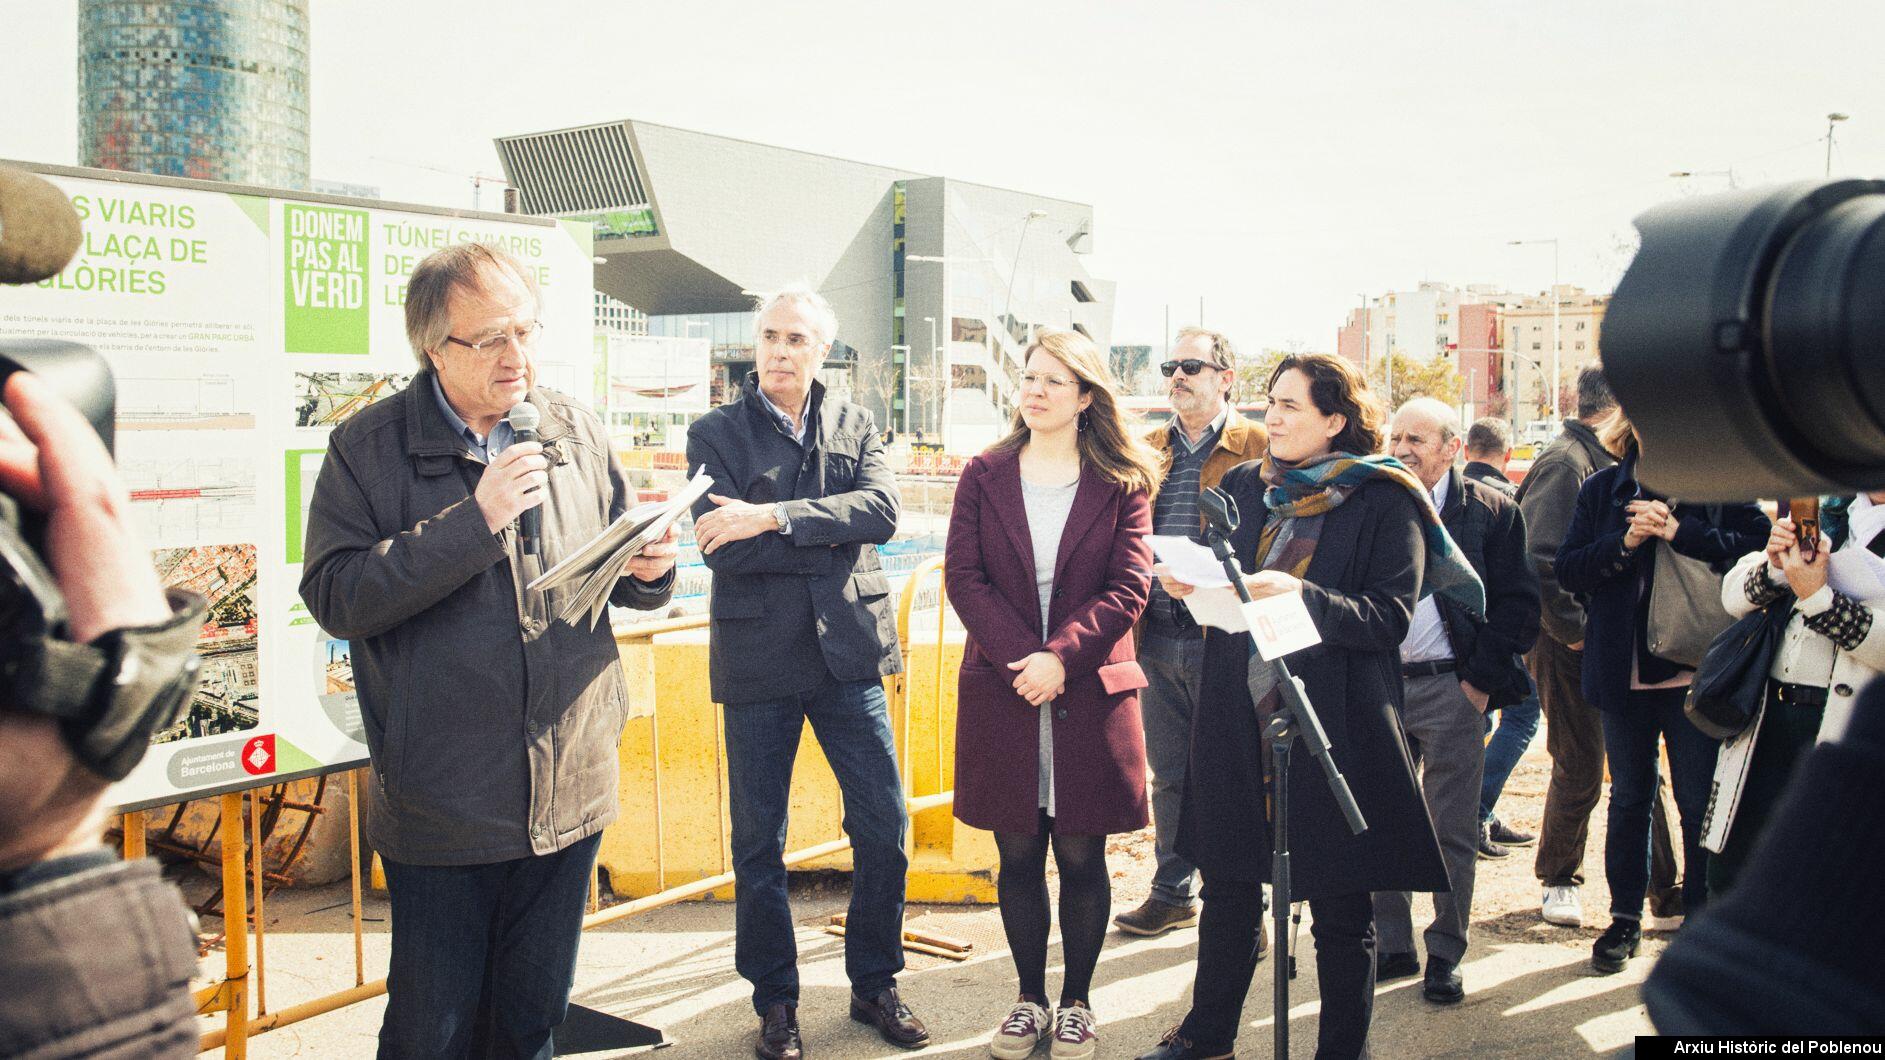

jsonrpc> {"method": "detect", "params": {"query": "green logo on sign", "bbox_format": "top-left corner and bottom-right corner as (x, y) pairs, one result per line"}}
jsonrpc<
(284, 204), (369, 354)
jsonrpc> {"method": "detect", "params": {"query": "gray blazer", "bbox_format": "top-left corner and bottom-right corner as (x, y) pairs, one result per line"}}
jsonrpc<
(686, 374), (902, 704)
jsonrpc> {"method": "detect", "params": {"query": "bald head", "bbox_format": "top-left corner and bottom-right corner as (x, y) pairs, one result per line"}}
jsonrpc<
(1389, 397), (1462, 490)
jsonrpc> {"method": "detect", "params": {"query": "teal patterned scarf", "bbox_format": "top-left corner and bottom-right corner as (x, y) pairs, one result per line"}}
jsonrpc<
(1259, 451), (1486, 615)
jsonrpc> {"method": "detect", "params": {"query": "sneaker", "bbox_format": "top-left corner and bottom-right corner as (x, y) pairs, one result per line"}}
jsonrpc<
(1477, 819), (1512, 860)
(1113, 896), (1200, 937)
(1050, 1002), (1098, 1060)
(1541, 884), (1584, 927)
(991, 1000), (1051, 1059)
(1591, 918), (1642, 974)
(1488, 816), (1536, 847)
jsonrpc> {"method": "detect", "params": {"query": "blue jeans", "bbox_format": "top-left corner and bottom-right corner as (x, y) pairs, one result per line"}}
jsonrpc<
(1600, 687), (1718, 920)
(723, 676), (909, 1013)
(1479, 679), (1542, 823)
(378, 832), (602, 1060)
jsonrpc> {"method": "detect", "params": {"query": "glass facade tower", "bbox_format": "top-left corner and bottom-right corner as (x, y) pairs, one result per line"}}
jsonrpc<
(79, 0), (311, 190)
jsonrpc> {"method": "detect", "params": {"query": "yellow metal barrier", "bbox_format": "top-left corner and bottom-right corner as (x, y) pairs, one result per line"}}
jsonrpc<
(177, 553), (986, 1053)
(598, 555), (995, 902)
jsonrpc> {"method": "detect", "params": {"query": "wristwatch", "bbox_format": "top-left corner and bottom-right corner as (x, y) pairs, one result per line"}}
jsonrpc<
(773, 503), (792, 536)
(9, 587), (207, 781)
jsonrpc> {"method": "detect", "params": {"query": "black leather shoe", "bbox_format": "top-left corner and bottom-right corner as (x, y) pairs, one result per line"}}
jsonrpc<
(1477, 819), (1512, 860)
(850, 987), (930, 1049)
(1376, 949), (1420, 981)
(1488, 815), (1536, 847)
(1422, 954), (1464, 1004)
(755, 1003), (801, 1060)
(1135, 1024), (1235, 1059)
(1591, 919), (1642, 975)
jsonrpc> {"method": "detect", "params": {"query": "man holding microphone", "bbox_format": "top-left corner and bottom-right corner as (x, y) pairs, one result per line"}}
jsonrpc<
(301, 243), (677, 1059)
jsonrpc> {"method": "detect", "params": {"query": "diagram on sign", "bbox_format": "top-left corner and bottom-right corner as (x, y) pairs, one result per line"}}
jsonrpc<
(122, 445), (258, 547)
(118, 371), (258, 431)
(151, 544), (260, 745)
(293, 370), (412, 428)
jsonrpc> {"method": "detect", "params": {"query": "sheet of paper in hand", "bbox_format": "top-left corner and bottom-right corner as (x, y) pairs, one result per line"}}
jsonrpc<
(1240, 591), (1321, 661)
(529, 467), (713, 628)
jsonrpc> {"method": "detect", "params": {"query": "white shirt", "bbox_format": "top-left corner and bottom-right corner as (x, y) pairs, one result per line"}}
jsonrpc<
(1400, 471), (1455, 664)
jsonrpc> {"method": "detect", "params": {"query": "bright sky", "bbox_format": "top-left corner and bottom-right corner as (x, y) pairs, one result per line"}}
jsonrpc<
(7, 0), (1882, 353)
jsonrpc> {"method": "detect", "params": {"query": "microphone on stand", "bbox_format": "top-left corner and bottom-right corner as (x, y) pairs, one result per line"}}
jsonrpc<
(506, 401), (543, 557)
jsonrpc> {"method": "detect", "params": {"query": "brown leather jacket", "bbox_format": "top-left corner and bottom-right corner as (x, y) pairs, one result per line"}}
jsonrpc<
(1145, 411), (1270, 514)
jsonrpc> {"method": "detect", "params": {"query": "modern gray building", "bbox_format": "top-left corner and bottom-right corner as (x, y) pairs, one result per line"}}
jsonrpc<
(493, 120), (1114, 446)
(78, 0), (311, 190)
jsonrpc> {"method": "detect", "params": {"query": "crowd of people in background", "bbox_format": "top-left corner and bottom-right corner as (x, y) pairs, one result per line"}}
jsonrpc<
(11, 240), (1868, 1060)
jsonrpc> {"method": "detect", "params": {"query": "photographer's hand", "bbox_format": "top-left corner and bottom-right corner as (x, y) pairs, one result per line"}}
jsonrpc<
(1778, 542), (1830, 600)
(0, 372), (169, 870)
(0, 373), (168, 639)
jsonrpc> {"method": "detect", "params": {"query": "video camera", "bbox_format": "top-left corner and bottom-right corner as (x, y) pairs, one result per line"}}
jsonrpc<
(1606, 177), (1885, 501)
(0, 164), (202, 781)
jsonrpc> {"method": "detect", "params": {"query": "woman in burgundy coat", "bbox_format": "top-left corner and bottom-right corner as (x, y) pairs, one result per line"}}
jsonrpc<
(945, 328), (1160, 1060)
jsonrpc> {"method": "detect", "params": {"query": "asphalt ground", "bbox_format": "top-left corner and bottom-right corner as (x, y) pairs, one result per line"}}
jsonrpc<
(194, 726), (1664, 1058)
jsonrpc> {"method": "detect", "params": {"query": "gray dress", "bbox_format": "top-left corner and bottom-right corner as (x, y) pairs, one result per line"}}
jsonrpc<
(1021, 475), (1079, 816)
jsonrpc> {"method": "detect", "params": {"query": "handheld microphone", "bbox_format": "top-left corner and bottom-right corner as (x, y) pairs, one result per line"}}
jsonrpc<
(506, 401), (543, 557)
(0, 166), (83, 286)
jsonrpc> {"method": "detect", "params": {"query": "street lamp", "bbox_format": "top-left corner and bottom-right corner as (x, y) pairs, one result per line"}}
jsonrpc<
(890, 344), (912, 433)
(923, 315), (939, 440)
(1002, 209), (1050, 347)
(1827, 112), (1850, 177)
(1669, 169), (1738, 188)
(1508, 238), (1562, 422)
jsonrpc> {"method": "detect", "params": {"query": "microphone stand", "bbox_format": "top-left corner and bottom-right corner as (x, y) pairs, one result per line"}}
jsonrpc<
(1197, 488), (1366, 1060)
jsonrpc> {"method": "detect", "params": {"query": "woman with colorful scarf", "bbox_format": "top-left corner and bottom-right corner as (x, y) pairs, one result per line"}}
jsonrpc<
(1137, 354), (1468, 1060)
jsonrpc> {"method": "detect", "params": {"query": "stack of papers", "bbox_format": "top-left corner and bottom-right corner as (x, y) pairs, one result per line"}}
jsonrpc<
(1147, 534), (1322, 660)
(528, 468), (713, 629)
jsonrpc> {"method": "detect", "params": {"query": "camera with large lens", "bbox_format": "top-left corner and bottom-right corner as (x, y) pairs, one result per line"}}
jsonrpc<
(1606, 178), (1885, 500)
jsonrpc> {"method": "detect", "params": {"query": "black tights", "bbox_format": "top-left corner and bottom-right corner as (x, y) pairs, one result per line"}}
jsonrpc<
(993, 812), (1111, 1007)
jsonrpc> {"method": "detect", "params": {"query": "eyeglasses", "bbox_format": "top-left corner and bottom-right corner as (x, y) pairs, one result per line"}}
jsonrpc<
(1019, 371), (1078, 392)
(446, 321), (545, 354)
(1161, 359), (1227, 377)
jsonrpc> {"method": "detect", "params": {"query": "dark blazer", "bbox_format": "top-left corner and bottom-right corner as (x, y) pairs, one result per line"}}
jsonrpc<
(945, 449), (1154, 836)
(1437, 466), (1540, 708)
(686, 374), (902, 704)
(1464, 460), (1517, 498)
(1554, 457), (1770, 714)
(1176, 465), (1450, 897)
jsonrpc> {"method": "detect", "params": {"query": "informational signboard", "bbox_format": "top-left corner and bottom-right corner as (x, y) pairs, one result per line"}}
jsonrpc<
(0, 164), (596, 810)
(601, 333), (711, 414)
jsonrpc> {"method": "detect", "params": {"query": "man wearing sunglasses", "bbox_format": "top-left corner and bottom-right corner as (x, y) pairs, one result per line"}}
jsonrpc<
(1112, 327), (1268, 940)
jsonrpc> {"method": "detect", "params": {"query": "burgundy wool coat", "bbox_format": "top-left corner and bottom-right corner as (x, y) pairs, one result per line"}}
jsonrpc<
(944, 448), (1155, 837)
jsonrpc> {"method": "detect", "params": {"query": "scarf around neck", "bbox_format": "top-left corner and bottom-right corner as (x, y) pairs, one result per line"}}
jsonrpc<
(1257, 451), (1486, 615)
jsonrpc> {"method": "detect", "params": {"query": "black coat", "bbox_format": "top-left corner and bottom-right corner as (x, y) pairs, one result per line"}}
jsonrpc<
(685, 374), (903, 704)
(1176, 465), (1450, 897)
(1437, 466), (1540, 709)
(1554, 458), (1770, 715)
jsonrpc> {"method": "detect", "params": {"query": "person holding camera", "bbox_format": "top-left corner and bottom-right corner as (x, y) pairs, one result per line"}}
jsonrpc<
(1138, 354), (1462, 1060)
(1554, 406), (1768, 975)
(1706, 493), (1885, 895)
(0, 371), (204, 1059)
